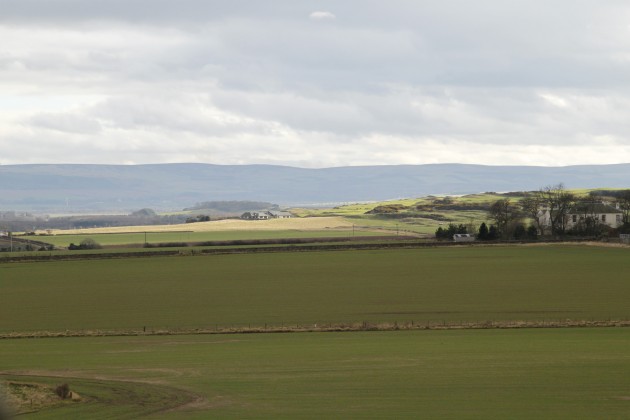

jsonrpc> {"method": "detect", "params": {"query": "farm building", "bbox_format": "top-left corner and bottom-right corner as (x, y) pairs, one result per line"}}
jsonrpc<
(241, 211), (293, 220)
(266, 211), (293, 219)
(453, 234), (475, 242)
(241, 212), (270, 220)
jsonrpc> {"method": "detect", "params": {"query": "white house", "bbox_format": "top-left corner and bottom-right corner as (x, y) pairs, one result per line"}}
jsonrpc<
(567, 202), (623, 229)
(241, 211), (270, 220)
(266, 211), (293, 219)
(241, 210), (294, 220)
(538, 202), (623, 232)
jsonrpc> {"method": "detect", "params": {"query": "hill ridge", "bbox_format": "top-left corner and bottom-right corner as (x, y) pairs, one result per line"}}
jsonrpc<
(1, 163), (629, 211)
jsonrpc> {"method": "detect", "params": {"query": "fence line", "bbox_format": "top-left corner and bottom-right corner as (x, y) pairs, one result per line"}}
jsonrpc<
(3, 318), (630, 340)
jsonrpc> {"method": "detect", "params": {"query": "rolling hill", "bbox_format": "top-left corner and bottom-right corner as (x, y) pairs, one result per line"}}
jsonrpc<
(1, 163), (630, 212)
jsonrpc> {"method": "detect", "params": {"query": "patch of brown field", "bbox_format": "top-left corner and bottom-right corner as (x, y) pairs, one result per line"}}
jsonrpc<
(2, 380), (69, 414)
(1, 372), (204, 415)
(45, 216), (355, 235)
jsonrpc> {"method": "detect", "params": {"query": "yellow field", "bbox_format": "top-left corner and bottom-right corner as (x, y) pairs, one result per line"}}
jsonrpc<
(45, 216), (355, 235)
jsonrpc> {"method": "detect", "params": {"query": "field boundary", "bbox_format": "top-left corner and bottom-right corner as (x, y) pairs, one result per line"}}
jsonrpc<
(0, 238), (613, 263)
(2, 319), (630, 340)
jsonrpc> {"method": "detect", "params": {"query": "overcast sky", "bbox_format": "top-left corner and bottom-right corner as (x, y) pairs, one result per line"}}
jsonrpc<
(2, 0), (630, 167)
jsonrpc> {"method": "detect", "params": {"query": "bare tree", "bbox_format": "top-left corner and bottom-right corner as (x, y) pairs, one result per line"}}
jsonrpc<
(488, 198), (521, 238)
(617, 190), (630, 225)
(520, 195), (544, 234)
(539, 184), (576, 235)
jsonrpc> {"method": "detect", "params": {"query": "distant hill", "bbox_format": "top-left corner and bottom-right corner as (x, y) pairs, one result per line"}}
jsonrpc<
(184, 201), (279, 213)
(1, 163), (630, 212)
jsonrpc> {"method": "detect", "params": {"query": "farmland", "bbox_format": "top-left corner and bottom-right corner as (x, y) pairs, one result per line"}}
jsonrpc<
(3, 244), (630, 418)
(3, 329), (630, 418)
(3, 245), (630, 333)
(24, 216), (395, 248)
(35, 229), (383, 248)
(44, 216), (357, 235)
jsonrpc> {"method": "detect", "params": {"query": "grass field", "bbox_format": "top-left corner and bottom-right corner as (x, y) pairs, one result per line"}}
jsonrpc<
(43, 216), (356, 235)
(3, 245), (630, 333)
(3, 328), (630, 418)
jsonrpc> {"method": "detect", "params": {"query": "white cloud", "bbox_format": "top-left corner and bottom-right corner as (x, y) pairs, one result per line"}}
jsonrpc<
(539, 93), (569, 108)
(309, 11), (336, 21)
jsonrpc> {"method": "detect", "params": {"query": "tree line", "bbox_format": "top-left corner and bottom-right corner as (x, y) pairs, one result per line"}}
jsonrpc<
(435, 184), (630, 240)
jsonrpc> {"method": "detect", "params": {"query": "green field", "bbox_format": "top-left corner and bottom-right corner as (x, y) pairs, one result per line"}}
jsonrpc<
(33, 229), (382, 248)
(3, 328), (630, 418)
(3, 245), (630, 333)
(4, 244), (630, 418)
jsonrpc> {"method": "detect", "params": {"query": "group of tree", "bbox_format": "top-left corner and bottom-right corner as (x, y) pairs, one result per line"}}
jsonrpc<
(476, 222), (537, 241)
(68, 238), (102, 250)
(185, 215), (211, 223)
(491, 183), (630, 238)
(520, 184), (577, 235)
(525, 184), (630, 236)
(485, 197), (537, 240)
(435, 223), (468, 239)
(435, 183), (630, 240)
(486, 184), (582, 238)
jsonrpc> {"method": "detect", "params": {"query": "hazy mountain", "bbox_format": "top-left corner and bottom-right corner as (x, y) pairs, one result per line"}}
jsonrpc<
(1, 163), (629, 212)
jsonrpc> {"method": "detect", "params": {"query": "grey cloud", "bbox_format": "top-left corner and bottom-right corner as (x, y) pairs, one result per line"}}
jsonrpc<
(3, 1), (630, 167)
(0, 0), (309, 23)
(27, 112), (102, 134)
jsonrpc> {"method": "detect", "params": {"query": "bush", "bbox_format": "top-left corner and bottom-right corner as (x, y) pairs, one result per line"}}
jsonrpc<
(477, 223), (500, 241)
(68, 238), (102, 250)
(512, 224), (527, 240)
(487, 225), (499, 240)
(478, 223), (489, 240)
(526, 225), (538, 240)
(55, 383), (70, 399)
(79, 238), (101, 249)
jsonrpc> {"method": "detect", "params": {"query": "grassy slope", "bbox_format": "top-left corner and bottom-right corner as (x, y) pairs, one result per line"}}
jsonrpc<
(292, 193), (509, 234)
(3, 245), (630, 332)
(3, 328), (630, 418)
(292, 189), (625, 235)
